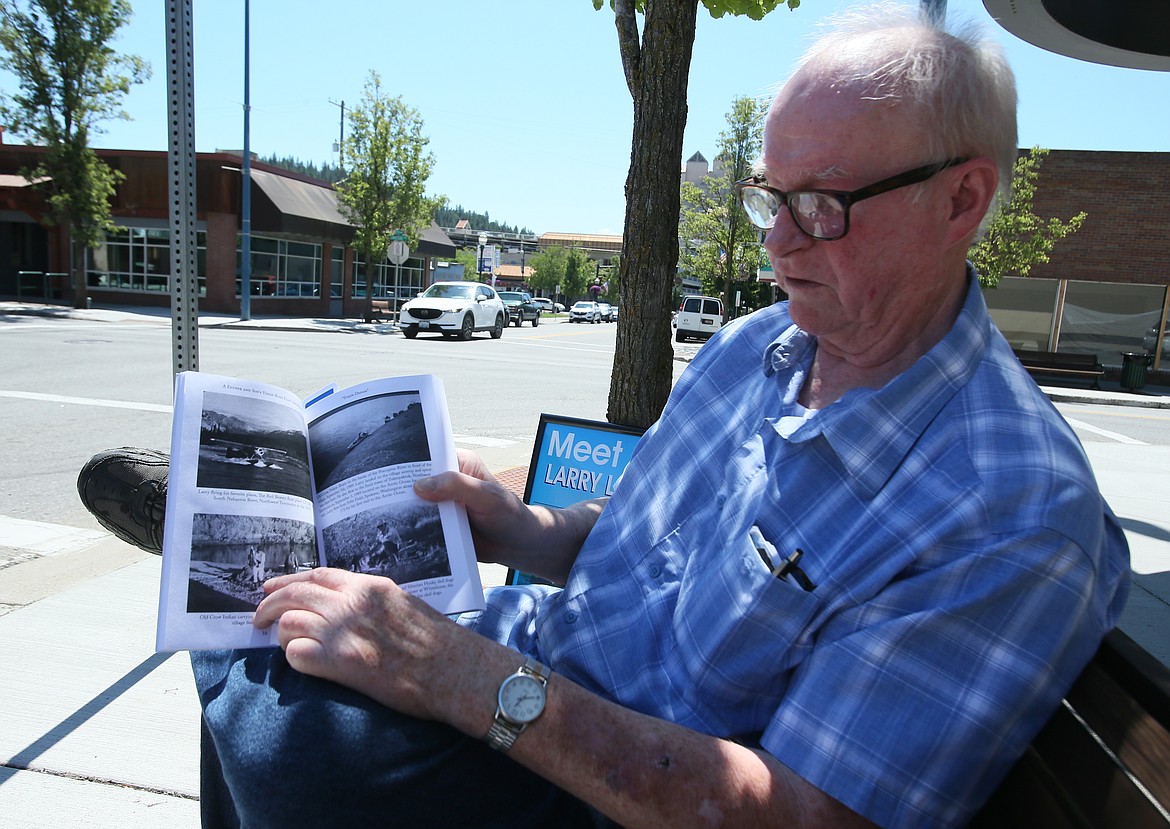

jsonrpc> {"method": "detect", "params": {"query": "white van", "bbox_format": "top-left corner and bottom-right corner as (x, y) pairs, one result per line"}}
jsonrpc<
(674, 295), (724, 343)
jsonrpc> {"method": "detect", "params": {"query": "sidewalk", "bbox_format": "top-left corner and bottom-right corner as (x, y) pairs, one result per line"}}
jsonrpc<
(0, 537), (512, 827)
(2, 298), (1168, 825)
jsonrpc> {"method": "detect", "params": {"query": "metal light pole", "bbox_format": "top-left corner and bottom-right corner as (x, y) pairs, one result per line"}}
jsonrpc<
(240, 0), (252, 320)
(329, 98), (345, 170)
(478, 232), (487, 283)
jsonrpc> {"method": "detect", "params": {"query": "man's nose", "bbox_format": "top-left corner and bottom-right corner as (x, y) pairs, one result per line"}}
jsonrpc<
(762, 207), (813, 259)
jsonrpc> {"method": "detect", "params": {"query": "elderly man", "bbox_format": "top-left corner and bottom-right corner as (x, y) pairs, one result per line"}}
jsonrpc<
(79, 6), (1128, 827)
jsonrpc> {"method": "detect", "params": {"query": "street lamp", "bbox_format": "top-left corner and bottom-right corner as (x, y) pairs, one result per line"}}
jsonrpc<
(477, 232), (487, 283)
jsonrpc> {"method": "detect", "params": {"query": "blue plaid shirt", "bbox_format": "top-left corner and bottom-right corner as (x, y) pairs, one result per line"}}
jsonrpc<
(467, 273), (1130, 828)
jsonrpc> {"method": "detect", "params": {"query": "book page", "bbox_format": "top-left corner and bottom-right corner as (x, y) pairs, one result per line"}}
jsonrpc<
(304, 375), (484, 617)
(157, 372), (318, 652)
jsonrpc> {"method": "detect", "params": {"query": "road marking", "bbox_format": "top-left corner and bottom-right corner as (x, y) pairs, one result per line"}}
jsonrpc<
(2, 391), (514, 446)
(1063, 417), (1147, 445)
(0, 390), (172, 413)
(0, 321), (166, 333)
(0, 514), (107, 557)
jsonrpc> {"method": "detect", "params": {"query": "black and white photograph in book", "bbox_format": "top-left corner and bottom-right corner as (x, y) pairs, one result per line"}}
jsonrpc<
(185, 513), (318, 613)
(308, 391), (431, 492)
(324, 503), (450, 586)
(196, 391), (313, 500)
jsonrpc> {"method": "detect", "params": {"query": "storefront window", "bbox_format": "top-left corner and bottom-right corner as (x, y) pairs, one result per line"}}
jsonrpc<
(984, 277), (1169, 369)
(351, 253), (424, 301)
(1059, 281), (1166, 367)
(984, 277), (1059, 351)
(86, 226), (207, 295)
(235, 235), (322, 297)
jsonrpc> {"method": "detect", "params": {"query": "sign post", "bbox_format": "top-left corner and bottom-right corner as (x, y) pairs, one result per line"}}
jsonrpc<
(386, 231), (410, 309)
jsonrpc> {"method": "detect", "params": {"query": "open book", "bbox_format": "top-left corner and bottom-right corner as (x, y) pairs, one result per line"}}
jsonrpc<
(156, 372), (485, 652)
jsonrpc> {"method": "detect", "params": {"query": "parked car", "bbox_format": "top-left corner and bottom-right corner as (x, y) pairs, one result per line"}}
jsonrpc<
(674, 295), (724, 342)
(596, 302), (614, 322)
(1143, 326), (1170, 359)
(531, 297), (564, 314)
(497, 290), (541, 327)
(569, 300), (601, 323)
(399, 281), (506, 340)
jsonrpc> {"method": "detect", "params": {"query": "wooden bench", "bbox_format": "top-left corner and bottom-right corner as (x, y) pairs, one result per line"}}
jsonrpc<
(971, 627), (1170, 827)
(363, 299), (393, 323)
(1014, 348), (1105, 389)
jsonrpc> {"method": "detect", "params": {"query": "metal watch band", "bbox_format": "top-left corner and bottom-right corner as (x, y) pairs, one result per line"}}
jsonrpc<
(485, 718), (522, 752)
(484, 658), (550, 753)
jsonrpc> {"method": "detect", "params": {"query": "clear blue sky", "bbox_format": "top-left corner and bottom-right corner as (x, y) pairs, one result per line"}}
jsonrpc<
(6, 0), (1167, 235)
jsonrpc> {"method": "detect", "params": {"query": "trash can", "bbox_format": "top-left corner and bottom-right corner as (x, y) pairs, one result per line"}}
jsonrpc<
(1120, 351), (1152, 391)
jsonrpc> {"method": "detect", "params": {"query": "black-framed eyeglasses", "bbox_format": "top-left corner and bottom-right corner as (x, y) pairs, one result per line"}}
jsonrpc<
(734, 158), (968, 241)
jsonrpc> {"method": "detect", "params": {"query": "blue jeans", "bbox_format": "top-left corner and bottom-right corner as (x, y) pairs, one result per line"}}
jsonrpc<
(192, 649), (613, 829)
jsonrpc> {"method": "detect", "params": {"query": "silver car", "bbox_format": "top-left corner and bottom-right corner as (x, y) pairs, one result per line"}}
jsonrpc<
(569, 301), (601, 323)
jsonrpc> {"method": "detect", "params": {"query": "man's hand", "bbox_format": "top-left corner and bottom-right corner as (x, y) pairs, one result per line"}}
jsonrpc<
(252, 571), (875, 829)
(411, 450), (534, 565)
(252, 568), (499, 730)
(413, 449), (603, 584)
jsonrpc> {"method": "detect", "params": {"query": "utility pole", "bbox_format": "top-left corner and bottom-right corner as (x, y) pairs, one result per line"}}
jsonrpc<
(329, 98), (346, 170)
(240, 0), (252, 321)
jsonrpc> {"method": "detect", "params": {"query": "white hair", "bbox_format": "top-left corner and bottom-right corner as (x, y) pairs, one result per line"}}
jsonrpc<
(779, 2), (1018, 209)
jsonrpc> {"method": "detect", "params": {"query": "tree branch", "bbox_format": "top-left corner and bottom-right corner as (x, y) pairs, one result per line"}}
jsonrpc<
(614, 0), (641, 99)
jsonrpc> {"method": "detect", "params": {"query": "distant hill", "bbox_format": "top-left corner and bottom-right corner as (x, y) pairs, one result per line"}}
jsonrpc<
(258, 155), (531, 234)
(259, 154), (345, 185)
(433, 205), (533, 236)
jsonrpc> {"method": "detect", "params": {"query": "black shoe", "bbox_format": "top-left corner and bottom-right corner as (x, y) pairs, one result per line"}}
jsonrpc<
(77, 447), (170, 554)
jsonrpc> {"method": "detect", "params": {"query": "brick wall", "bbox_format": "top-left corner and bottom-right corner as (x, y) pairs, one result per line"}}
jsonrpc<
(1026, 149), (1170, 287)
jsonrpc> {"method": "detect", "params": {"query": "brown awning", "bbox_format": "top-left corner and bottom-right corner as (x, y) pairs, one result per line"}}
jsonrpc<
(417, 222), (456, 259)
(249, 169), (353, 243)
(249, 169), (454, 258)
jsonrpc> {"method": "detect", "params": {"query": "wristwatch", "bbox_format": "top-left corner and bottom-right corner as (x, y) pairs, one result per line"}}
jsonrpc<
(485, 657), (550, 752)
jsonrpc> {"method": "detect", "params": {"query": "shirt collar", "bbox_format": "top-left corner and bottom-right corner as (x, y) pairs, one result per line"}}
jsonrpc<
(761, 266), (991, 498)
(762, 323), (816, 406)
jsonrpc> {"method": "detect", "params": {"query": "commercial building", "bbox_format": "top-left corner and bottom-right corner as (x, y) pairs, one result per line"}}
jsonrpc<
(0, 140), (455, 318)
(4, 137), (1167, 373)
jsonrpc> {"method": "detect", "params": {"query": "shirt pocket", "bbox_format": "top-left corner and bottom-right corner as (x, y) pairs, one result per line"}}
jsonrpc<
(669, 528), (823, 729)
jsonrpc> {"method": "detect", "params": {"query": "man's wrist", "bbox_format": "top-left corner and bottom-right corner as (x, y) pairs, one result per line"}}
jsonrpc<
(484, 657), (550, 752)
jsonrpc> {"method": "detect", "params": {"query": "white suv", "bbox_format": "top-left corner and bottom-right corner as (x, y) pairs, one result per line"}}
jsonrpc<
(569, 301), (601, 323)
(674, 295), (724, 342)
(399, 282), (506, 340)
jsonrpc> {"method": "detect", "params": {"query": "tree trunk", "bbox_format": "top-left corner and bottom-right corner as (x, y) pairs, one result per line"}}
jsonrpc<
(72, 235), (88, 310)
(365, 256), (375, 319)
(607, 0), (700, 430)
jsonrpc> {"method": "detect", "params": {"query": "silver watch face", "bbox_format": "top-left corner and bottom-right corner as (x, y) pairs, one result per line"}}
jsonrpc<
(498, 673), (546, 724)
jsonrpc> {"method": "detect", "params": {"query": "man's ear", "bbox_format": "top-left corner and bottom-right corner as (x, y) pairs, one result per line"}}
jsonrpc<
(943, 157), (999, 246)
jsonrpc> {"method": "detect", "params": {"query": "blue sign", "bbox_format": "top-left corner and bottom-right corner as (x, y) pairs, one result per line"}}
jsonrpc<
(508, 415), (645, 586)
(525, 415), (643, 508)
